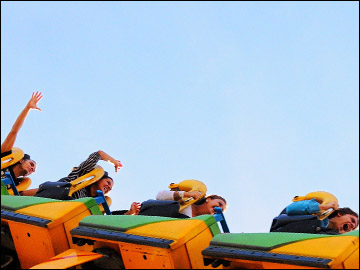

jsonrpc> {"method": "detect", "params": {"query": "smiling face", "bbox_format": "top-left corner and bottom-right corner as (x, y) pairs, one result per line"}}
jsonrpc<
(93, 177), (114, 196)
(20, 159), (37, 176)
(329, 213), (358, 234)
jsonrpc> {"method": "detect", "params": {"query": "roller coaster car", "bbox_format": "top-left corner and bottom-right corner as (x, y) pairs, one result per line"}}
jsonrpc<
(169, 179), (207, 212)
(63, 213), (225, 269)
(202, 231), (359, 269)
(1, 163), (114, 268)
(1, 193), (108, 269)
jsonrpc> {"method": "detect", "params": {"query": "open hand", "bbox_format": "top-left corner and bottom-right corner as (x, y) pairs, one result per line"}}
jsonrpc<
(27, 91), (43, 111)
(185, 191), (203, 200)
(319, 201), (339, 211)
(126, 202), (141, 215)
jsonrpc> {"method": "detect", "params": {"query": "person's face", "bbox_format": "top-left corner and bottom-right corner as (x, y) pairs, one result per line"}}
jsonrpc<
(20, 159), (36, 176)
(95, 177), (114, 195)
(203, 198), (227, 215)
(329, 213), (358, 234)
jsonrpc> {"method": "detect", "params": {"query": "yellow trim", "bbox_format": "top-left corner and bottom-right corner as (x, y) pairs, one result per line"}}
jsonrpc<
(16, 201), (89, 229)
(169, 179), (207, 212)
(68, 165), (104, 196)
(271, 235), (359, 268)
(29, 249), (103, 269)
(1, 147), (24, 170)
(127, 219), (208, 250)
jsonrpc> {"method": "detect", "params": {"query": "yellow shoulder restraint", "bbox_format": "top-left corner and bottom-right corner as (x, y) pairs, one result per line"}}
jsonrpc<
(68, 165), (112, 214)
(1, 147), (24, 170)
(292, 191), (338, 220)
(169, 179), (207, 212)
(68, 165), (105, 196)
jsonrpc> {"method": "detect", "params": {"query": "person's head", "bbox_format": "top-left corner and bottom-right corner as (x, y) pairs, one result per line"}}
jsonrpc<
(89, 171), (114, 197)
(328, 207), (358, 234)
(12, 154), (37, 178)
(192, 194), (227, 216)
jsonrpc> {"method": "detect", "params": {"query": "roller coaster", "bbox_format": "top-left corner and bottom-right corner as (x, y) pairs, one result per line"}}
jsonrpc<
(1, 148), (359, 269)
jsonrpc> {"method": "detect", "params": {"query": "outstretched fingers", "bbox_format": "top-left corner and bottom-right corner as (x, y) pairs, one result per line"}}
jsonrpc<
(29, 91), (43, 111)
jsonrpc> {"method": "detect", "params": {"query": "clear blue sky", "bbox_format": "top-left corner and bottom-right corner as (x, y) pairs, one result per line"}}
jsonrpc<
(1, 1), (359, 233)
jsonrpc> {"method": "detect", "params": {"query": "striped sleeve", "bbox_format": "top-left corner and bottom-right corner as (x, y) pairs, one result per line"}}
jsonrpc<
(66, 151), (101, 182)
(71, 188), (89, 199)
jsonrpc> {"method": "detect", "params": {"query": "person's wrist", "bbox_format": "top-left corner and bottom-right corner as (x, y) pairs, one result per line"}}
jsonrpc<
(174, 191), (185, 200)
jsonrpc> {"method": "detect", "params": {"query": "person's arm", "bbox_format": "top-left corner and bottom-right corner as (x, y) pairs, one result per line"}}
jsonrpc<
(67, 150), (122, 182)
(124, 202), (141, 215)
(111, 202), (141, 215)
(156, 190), (203, 201)
(286, 199), (338, 215)
(286, 199), (321, 215)
(98, 150), (122, 173)
(1, 92), (43, 153)
(66, 152), (102, 181)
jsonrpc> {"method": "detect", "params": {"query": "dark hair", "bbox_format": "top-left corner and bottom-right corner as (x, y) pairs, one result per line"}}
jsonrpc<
(23, 154), (31, 160)
(194, 194), (227, 206)
(87, 171), (113, 194)
(100, 171), (113, 182)
(10, 153), (34, 169)
(328, 207), (359, 219)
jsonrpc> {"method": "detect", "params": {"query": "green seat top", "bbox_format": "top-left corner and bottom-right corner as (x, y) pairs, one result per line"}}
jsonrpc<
(1, 195), (61, 210)
(1, 195), (102, 215)
(79, 214), (219, 232)
(79, 215), (179, 232)
(209, 231), (359, 251)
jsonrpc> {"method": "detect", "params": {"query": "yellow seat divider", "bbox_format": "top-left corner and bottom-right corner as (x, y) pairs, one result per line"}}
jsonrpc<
(1, 147), (24, 170)
(1, 196), (102, 269)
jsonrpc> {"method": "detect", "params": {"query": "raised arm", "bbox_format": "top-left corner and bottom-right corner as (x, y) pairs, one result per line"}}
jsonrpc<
(1, 91), (43, 153)
(67, 150), (122, 182)
(98, 150), (123, 172)
(156, 190), (202, 201)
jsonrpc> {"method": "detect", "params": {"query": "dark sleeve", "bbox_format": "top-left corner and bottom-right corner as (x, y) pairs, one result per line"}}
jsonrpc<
(111, 210), (129, 215)
(65, 152), (101, 182)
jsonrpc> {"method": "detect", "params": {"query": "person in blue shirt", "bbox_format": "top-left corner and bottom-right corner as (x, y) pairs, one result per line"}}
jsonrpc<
(271, 199), (358, 234)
